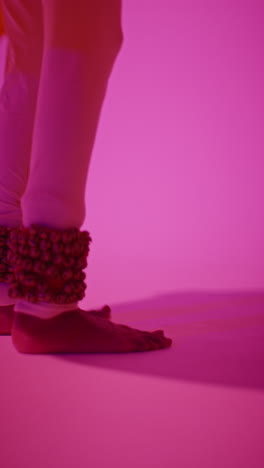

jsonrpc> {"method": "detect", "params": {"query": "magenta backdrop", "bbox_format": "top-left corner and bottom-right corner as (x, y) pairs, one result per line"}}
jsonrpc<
(1, 4), (264, 468)
(0, 1), (263, 310)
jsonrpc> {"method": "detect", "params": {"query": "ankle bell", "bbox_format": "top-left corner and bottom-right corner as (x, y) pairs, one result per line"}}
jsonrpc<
(6, 224), (92, 304)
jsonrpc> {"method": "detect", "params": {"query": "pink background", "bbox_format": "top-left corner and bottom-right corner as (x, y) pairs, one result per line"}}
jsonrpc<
(1, 0), (264, 310)
(85, 0), (264, 308)
(1, 2), (264, 468)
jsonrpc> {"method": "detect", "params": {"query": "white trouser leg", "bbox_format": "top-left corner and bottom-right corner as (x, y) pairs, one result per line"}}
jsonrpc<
(1, 1), (123, 317)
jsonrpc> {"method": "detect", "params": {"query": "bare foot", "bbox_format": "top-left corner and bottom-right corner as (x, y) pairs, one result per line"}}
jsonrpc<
(11, 308), (173, 354)
(0, 304), (112, 336)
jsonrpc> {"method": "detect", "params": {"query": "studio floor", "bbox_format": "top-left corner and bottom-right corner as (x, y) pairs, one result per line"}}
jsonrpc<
(1, 290), (264, 468)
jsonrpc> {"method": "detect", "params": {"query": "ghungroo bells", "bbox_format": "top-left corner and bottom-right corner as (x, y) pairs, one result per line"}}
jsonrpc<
(6, 224), (92, 304)
(0, 226), (15, 284)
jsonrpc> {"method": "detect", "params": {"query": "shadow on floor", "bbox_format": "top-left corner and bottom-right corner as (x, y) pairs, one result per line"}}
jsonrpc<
(54, 289), (264, 392)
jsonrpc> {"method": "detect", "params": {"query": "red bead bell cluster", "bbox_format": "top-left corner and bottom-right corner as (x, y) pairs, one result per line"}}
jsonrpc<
(6, 224), (92, 304)
(0, 226), (15, 284)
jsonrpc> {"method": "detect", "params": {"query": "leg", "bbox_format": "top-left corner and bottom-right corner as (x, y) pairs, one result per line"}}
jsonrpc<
(11, 0), (172, 352)
(0, 0), (43, 317)
(17, 0), (125, 318)
(21, 0), (124, 231)
(0, 0), (112, 333)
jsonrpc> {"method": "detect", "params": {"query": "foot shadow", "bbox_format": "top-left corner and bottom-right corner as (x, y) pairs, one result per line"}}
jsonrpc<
(54, 289), (264, 391)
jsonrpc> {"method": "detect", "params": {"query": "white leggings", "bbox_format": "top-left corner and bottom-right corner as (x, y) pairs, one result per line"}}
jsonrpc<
(0, 0), (123, 316)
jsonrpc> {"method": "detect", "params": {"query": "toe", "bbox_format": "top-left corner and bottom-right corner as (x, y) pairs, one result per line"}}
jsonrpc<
(164, 337), (173, 347)
(151, 330), (165, 337)
(89, 305), (112, 320)
(99, 305), (112, 318)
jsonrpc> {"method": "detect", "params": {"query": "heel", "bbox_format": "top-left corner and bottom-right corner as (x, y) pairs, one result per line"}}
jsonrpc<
(0, 305), (14, 335)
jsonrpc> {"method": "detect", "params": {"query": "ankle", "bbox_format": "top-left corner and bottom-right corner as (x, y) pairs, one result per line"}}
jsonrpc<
(14, 299), (78, 319)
